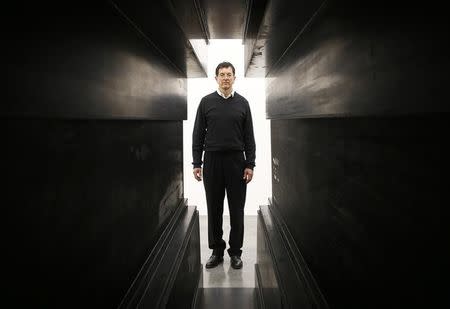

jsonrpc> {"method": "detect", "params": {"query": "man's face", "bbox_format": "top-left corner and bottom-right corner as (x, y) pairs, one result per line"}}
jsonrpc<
(215, 67), (235, 91)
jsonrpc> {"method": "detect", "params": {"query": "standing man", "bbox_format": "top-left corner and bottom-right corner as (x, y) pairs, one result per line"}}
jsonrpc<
(192, 62), (256, 269)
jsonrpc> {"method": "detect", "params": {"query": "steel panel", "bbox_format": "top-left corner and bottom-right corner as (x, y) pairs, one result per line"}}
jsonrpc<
(4, 2), (187, 119)
(3, 119), (184, 307)
(266, 2), (450, 118)
(271, 115), (449, 307)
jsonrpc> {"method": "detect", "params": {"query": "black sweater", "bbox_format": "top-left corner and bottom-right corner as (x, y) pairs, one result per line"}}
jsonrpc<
(192, 91), (256, 169)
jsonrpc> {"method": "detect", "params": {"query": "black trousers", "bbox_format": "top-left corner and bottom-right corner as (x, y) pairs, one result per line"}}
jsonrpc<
(203, 150), (247, 257)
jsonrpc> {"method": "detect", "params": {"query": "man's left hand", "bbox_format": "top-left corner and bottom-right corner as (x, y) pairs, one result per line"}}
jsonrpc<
(243, 168), (253, 184)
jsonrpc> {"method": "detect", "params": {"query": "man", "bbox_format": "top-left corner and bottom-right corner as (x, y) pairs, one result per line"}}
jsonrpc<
(192, 62), (256, 269)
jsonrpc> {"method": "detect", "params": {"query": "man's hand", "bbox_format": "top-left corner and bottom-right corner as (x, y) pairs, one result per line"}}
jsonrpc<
(193, 168), (202, 181)
(243, 168), (253, 184)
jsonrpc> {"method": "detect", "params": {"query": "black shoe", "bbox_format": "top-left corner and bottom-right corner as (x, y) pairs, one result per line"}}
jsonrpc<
(230, 256), (243, 269)
(205, 255), (224, 268)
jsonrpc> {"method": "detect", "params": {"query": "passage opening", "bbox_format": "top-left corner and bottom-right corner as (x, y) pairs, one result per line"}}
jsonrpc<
(183, 39), (271, 215)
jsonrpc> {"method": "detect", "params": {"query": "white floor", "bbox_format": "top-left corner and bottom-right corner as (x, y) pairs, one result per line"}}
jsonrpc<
(199, 215), (257, 288)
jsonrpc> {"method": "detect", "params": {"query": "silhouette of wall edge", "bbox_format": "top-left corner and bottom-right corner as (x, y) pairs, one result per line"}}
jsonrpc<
(255, 203), (328, 309)
(119, 202), (201, 309)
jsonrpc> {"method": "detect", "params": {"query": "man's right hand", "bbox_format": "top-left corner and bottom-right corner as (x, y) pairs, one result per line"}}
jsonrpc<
(193, 168), (202, 181)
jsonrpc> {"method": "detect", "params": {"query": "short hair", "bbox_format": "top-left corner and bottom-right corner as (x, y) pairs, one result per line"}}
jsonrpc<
(215, 62), (236, 76)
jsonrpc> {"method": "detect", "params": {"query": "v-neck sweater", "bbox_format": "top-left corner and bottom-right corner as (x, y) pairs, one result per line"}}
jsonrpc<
(192, 91), (256, 169)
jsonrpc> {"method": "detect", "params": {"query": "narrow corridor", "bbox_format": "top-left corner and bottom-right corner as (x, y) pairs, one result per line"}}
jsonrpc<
(4, 1), (449, 308)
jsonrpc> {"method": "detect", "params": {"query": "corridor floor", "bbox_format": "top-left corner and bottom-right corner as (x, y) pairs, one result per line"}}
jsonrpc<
(196, 215), (257, 308)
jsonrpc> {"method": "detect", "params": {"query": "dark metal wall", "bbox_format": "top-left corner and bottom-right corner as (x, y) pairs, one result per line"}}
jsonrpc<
(261, 1), (450, 307)
(271, 116), (449, 307)
(4, 2), (191, 120)
(265, 1), (450, 118)
(3, 1), (202, 307)
(5, 0), (450, 307)
(245, 0), (322, 77)
(3, 119), (183, 307)
(201, 0), (247, 39)
(111, 0), (209, 78)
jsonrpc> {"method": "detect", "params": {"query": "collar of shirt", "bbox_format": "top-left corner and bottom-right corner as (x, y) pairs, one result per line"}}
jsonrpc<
(217, 89), (235, 99)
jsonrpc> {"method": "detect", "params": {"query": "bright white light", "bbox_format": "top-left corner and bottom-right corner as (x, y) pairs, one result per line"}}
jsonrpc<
(183, 40), (271, 215)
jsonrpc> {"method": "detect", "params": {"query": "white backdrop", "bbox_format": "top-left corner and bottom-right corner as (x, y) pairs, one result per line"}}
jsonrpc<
(183, 40), (272, 215)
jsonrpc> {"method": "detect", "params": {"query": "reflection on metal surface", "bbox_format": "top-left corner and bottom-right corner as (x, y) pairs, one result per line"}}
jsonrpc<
(243, 0), (269, 77)
(267, 38), (349, 118)
(245, 0), (325, 77)
(5, 2), (188, 120)
(265, 2), (450, 119)
(201, 0), (247, 38)
(188, 39), (209, 77)
(101, 50), (187, 118)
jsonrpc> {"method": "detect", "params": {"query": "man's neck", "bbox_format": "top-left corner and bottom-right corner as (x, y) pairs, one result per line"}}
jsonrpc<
(219, 88), (233, 98)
